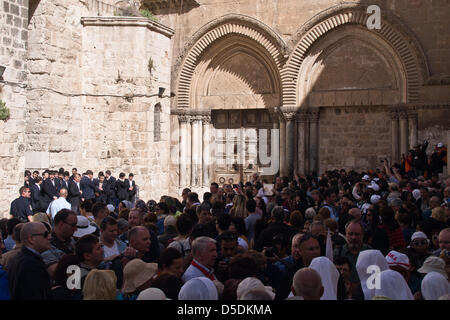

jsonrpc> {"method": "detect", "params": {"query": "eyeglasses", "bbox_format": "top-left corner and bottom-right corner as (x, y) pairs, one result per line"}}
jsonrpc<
(32, 231), (50, 238)
(412, 240), (427, 246)
(64, 221), (78, 228)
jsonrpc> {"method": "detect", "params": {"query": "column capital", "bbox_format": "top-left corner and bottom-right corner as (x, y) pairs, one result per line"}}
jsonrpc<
(178, 114), (191, 123)
(388, 109), (399, 120)
(201, 115), (212, 124)
(296, 110), (309, 123)
(307, 110), (320, 122)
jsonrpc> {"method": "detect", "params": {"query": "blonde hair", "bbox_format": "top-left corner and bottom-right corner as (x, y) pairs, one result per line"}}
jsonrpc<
(83, 270), (117, 300)
(32, 212), (52, 232)
(431, 207), (446, 223)
(230, 194), (248, 218)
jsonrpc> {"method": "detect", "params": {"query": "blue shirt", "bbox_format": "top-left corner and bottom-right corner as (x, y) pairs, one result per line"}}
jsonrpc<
(0, 265), (11, 300)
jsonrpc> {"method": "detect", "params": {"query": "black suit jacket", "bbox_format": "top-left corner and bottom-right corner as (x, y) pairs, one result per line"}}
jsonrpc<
(30, 184), (43, 212)
(68, 180), (82, 207)
(94, 180), (107, 203)
(42, 179), (58, 207)
(116, 179), (129, 201)
(8, 247), (53, 300)
(104, 176), (117, 201)
(128, 180), (136, 199)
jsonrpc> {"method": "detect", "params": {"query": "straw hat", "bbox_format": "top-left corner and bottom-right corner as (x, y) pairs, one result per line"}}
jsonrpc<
(122, 259), (158, 293)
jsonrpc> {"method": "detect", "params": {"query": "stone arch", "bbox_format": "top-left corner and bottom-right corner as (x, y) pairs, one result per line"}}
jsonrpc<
(282, 4), (429, 106)
(174, 14), (288, 109)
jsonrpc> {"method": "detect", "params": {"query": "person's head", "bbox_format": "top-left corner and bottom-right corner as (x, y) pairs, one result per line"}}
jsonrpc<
(345, 221), (364, 253)
(159, 247), (184, 278)
(83, 270), (117, 300)
(438, 228), (450, 251)
(20, 222), (51, 253)
(122, 259), (158, 294)
(229, 217), (246, 237)
(349, 207), (362, 221)
(128, 209), (144, 228)
(431, 207), (446, 223)
(246, 199), (256, 214)
(334, 256), (352, 280)
(129, 173), (134, 180)
(292, 268), (324, 300)
(429, 196), (441, 209)
(128, 226), (150, 253)
(219, 231), (238, 258)
(54, 209), (78, 240)
(310, 221), (325, 237)
(289, 210), (304, 230)
(11, 223), (24, 243)
(271, 206), (285, 223)
(59, 187), (68, 199)
(291, 233), (305, 262)
(324, 189), (337, 205)
(386, 250), (411, 282)
(175, 214), (193, 237)
(92, 202), (109, 222)
(191, 236), (217, 269)
(181, 188), (191, 201)
(7, 218), (21, 238)
(75, 234), (104, 267)
(210, 182), (219, 194)
(216, 213), (232, 234)
(228, 254), (259, 279)
(196, 204), (212, 225)
(86, 170), (94, 179)
(100, 216), (118, 244)
(297, 233), (321, 266)
(72, 168), (77, 175)
(19, 186), (30, 198)
(410, 231), (429, 254)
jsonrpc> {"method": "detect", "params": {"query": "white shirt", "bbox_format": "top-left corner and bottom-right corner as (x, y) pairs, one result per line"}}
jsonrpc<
(181, 259), (216, 283)
(102, 241), (120, 258)
(47, 197), (72, 219)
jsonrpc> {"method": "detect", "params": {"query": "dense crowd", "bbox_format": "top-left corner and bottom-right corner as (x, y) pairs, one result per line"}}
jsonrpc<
(1, 144), (450, 300)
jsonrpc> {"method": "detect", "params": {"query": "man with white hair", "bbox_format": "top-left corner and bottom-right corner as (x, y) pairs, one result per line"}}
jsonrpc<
(182, 236), (218, 283)
(291, 267), (324, 300)
(8, 222), (52, 299)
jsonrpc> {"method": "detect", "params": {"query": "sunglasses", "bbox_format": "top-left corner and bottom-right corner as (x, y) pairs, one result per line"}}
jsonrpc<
(412, 240), (427, 246)
(32, 230), (50, 238)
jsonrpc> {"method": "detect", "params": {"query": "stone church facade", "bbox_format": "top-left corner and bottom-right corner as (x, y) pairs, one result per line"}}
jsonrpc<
(0, 0), (449, 216)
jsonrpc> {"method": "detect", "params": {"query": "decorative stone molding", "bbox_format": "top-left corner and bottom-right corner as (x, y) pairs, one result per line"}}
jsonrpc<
(80, 17), (175, 38)
(174, 14), (288, 108)
(282, 4), (429, 106)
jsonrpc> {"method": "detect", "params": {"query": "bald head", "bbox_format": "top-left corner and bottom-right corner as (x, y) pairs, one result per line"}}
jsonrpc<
(292, 268), (324, 300)
(20, 222), (50, 253)
(429, 196), (441, 209)
(349, 207), (361, 220)
(59, 188), (68, 198)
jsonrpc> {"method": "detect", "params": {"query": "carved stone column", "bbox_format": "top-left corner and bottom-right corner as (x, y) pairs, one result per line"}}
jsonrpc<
(308, 110), (320, 174)
(297, 111), (308, 175)
(399, 110), (409, 159)
(178, 114), (191, 187)
(408, 110), (418, 150)
(202, 115), (212, 187)
(389, 110), (400, 163)
(279, 114), (286, 177)
(282, 109), (297, 178)
(191, 115), (203, 187)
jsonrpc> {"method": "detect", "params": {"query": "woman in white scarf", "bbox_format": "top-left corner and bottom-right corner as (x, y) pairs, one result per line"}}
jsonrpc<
(309, 257), (339, 300)
(236, 277), (275, 300)
(373, 270), (414, 300)
(356, 249), (388, 300)
(178, 277), (218, 300)
(421, 272), (450, 300)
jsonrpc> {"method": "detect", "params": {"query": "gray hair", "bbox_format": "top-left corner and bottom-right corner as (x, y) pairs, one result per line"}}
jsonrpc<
(191, 236), (216, 258)
(240, 288), (273, 300)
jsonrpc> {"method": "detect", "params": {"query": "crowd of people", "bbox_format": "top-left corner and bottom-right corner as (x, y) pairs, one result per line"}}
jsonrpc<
(1, 153), (450, 300)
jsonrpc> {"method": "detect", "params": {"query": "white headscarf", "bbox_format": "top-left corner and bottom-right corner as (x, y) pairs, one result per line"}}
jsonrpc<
(421, 272), (450, 300)
(373, 270), (414, 300)
(309, 257), (339, 300)
(178, 277), (218, 300)
(236, 277), (275, 300)
(137, 288), (167, 300)
(356, 249), (388, 300)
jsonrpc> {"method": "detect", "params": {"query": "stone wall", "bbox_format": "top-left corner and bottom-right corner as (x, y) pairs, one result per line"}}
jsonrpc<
(0, 0), (174, 217)
(318, 107), (392, 172)
(0, 0), (28, 216)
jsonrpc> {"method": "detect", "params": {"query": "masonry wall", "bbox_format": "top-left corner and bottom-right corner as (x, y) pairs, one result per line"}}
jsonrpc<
(0, 0), (28, 215)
